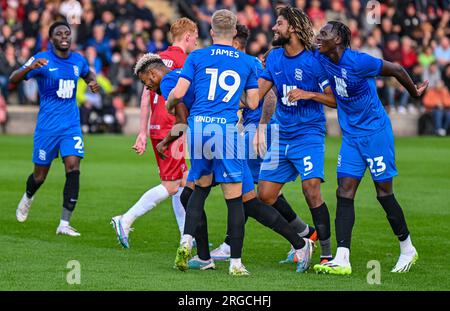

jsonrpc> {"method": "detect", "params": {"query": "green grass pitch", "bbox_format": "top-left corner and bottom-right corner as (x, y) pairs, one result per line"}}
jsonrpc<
(1, 135), (449, 291)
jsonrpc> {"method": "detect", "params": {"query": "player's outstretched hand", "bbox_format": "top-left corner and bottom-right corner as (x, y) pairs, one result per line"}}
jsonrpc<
(30, 58), (49, 70)
(254, 125), (267, 157)
(287, 88), (313, 102)
(132, 132), (147, 155)
(88, 81), (100, 93)
(156, 140), (169, 160)
(414, 80), (429, 98)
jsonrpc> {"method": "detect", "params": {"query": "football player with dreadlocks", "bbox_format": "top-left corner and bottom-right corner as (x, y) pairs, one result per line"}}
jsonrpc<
(254, 7), (336, 269)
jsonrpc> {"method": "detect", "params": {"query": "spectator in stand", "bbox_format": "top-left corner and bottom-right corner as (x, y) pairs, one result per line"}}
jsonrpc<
(434, 36), (450, 67)
(307, 0), (325, 24)
(361, 35), (383, 59)
(134, 0), (155, 29)
(237, 4), (260, 30)
(399, 2), (421, 40)
(115, 0), (136, 24)
(326, 0), (348, 25)
(423, 62), (444, 89)
(102, 10), (120, 41)
(443, 64), (450, 90)
(422, 80), (450, 136)
(255, 0), (274, 23)
(195, 0), (218, 41)
(147, 28), (168, 54)
(87, 23), (112, 67)
(76, 8), (95, 47)
(383, 34), (402, 64)
(221, 0), (238, 14)
(401, 36), (418, 74)
(0, 43), (19, 100)
(419, 45), (437, 69)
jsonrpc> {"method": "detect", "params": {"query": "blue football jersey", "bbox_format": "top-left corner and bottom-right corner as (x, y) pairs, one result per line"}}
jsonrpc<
(160, 69), (195, 110)
(242, 57), (263, 127)
(315, 48), (386, 137)
(23, 49), (89, 136)
(260, 48), (329, 139)
(180, 44), (258, 132)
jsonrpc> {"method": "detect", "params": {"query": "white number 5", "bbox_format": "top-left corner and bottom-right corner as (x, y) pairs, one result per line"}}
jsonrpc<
(304, 156), (313, 172)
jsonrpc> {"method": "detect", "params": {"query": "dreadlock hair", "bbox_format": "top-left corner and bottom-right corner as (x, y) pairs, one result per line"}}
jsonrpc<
(328, 21), (352, 48)
(234, 24), (250, 49)
(278, 6), (314, 50)
(134, 53), (165, 76)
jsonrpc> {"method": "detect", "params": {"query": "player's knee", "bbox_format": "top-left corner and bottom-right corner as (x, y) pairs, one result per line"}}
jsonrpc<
(162, 182), (180, 196)
(374, 181), (393, 197)
(302, 183), (322, 206)
(257, 190), (277, 206)
(336, 185), (356, 199)
(33, 173), (47, 184)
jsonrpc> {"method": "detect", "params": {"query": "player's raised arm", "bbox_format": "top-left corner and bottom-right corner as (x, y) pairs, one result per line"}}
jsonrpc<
(9, 58), (48, 84)
(380, 60), (429, 98)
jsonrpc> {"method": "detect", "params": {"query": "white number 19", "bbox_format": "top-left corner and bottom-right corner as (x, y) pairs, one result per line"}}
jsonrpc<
(205, 68), (241, 102)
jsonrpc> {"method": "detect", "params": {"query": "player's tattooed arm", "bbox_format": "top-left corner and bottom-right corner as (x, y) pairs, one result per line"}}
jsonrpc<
(287, 86), (337, 108)
(132, 89), (151, 155)
(82, 69), (100, 93)
(381, 60), (428, 98)
(254, 85), (276, 157)
(9, 58), (48, 84)
(258, 78), (276, 125)
(156, 103), (188, 159)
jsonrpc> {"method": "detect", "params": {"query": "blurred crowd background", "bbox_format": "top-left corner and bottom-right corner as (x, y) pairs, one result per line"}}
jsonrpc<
(0, 0), (449, 135)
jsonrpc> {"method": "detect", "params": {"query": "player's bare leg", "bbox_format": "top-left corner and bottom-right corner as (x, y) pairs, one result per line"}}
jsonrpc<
(374, 180), (418, 273)
(302, 178), (332, 263)
(16, 165), (50, 222)
(55, 156), (81, 236)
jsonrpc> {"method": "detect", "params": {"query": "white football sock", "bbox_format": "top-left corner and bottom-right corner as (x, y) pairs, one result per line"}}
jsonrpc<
(230, 258), (242, 267)
(181, 234), (193, 248)
(122, 184), (169, 226)
(220, 242), (231, 254)
(399, 235), (415, 255)
(334, 247), (350, 265)
(172, 187), (186, 236)
(59, 220), (69, 227)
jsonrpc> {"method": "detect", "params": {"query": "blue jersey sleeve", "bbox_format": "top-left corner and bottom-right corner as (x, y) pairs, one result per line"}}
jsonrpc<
(179, 52), (196, 83)
(245, 60), (259, 90)
(80, 55), (90, 78)
(313, 58), (331, 91)
(22, 54), (45, 80)
(355, 52), (383, 78)
(160, 74), (177, 100)
(260, 52), (274, 82)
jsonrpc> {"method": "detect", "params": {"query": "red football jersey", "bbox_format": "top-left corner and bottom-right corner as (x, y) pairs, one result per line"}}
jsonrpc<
(148, 46), (187, 139)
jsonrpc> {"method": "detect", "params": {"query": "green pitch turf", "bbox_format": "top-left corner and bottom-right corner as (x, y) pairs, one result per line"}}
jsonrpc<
(0, 135), (449, 291)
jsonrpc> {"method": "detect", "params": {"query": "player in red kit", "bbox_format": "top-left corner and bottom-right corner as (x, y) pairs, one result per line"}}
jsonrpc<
(111, 18), (198, 248)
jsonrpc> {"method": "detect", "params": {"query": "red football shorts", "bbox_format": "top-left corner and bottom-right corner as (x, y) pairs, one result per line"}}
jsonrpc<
(150, 137), (187, 181)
